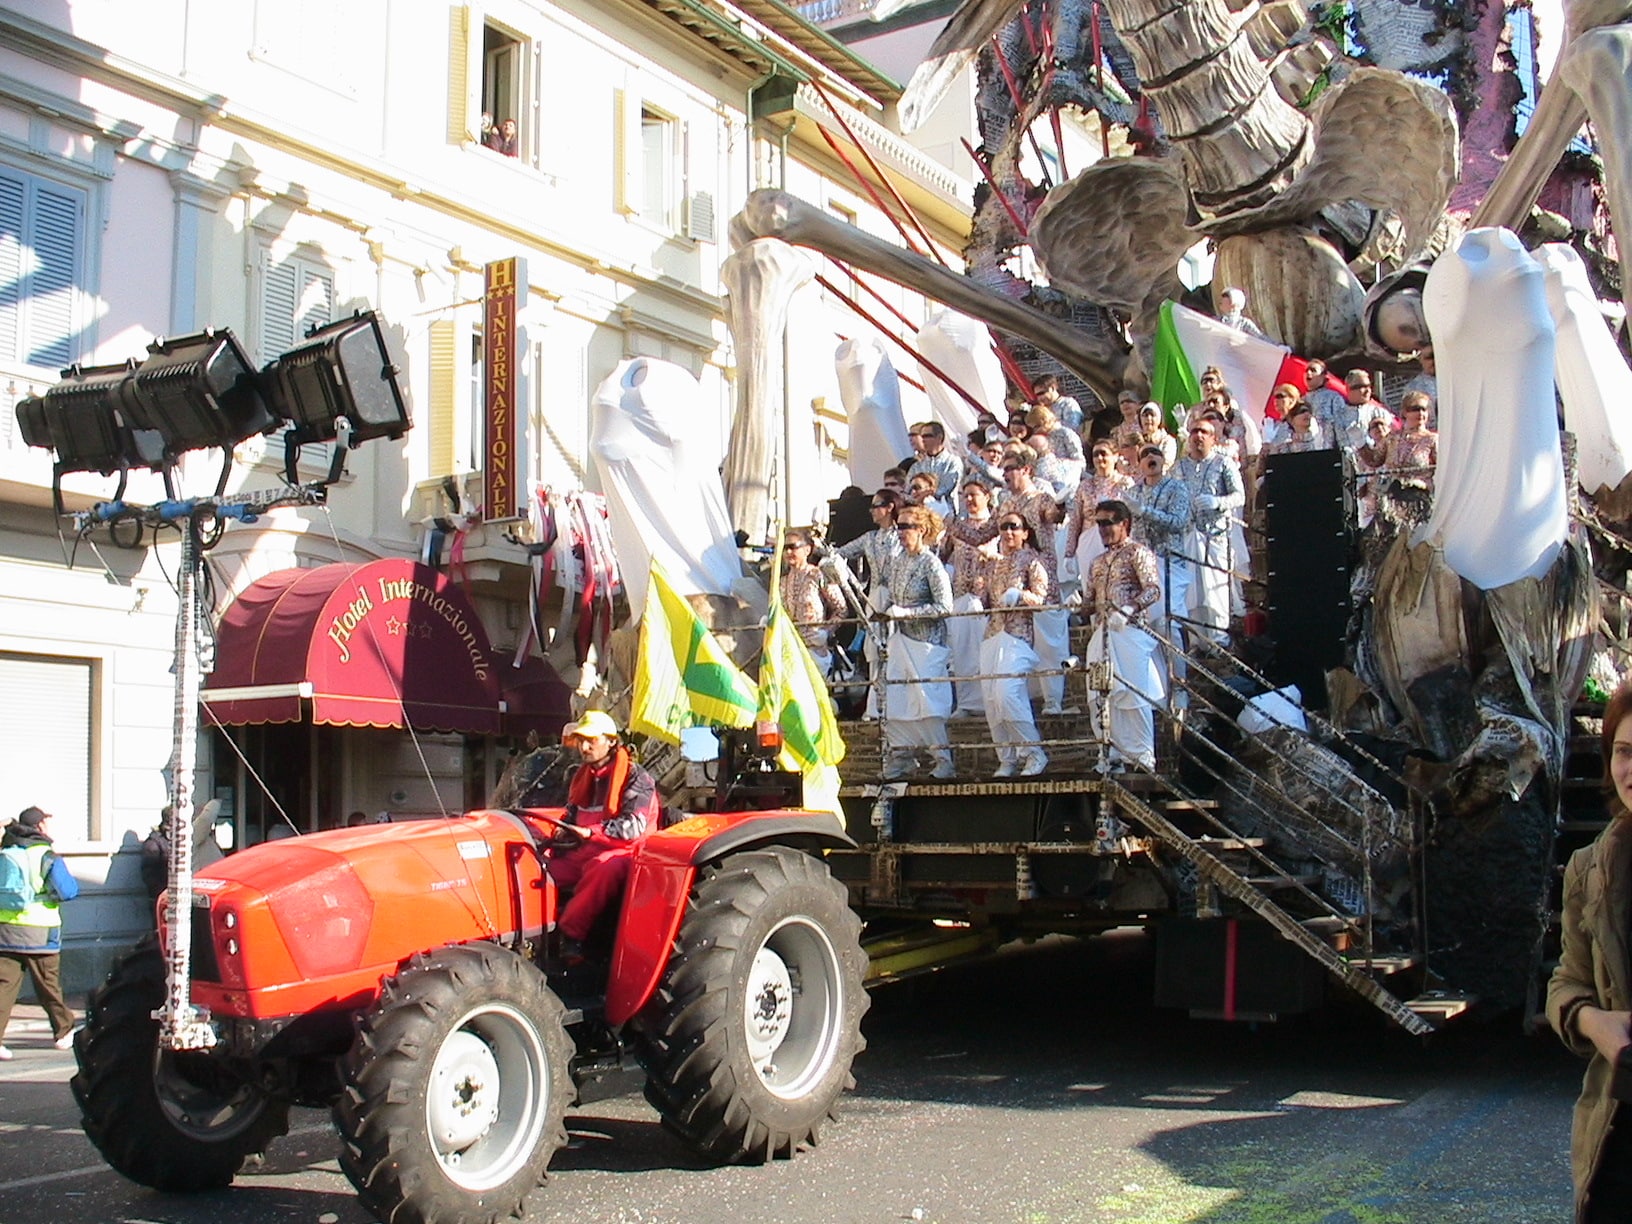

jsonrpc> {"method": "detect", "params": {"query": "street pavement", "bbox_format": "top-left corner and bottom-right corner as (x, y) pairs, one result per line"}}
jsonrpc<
(0, 931), (1583, 1224)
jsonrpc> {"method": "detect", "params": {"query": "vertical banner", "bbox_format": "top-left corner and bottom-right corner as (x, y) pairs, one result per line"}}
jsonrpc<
(482, 256), (527, 521)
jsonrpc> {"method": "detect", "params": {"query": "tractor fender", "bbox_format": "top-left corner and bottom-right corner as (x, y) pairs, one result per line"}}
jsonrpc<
(604, 811), (854, 1027)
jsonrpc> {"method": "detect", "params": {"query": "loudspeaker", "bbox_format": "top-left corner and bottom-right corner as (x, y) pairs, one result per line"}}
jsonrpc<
(1260, 450), (1350, 710)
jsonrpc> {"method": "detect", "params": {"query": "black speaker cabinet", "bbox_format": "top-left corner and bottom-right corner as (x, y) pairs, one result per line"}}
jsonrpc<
(1260, 449), (1351, 710)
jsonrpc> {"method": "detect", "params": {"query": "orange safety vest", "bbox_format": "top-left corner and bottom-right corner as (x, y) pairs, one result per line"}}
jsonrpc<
(566, 746), (653, 827)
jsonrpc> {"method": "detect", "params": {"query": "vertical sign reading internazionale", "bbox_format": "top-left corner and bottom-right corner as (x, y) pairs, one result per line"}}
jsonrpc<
(482, 257), (526, 521)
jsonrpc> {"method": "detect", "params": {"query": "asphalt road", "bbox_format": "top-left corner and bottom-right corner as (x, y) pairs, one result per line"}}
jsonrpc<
(0, 931), (1584, 1224)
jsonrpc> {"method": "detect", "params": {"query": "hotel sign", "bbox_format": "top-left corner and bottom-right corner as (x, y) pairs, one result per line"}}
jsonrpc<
(482, 256), (526, 521)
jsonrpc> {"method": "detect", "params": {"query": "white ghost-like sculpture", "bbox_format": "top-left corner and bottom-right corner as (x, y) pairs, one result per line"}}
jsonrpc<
(1536, 242), (1632, 499)
(835, 337), (911, 491)
(590, 358), (742, 615)
(1416, 228), (1566, 590)
(916, 309), (1006, 438)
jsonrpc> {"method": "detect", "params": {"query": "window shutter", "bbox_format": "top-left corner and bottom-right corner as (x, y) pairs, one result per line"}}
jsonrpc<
(447, 4), (484, 145)
(0, 654), (92, 843)
(427, 318), (458, 476)
(261, 255), (334, 362)
(448, 4), (472, 143)
(614, 88), (640, 214)
(261, 257), (298, 360)
(23, 183), (81, 370)
(0, 172), (23, 365)
(684, 191), (716, 243)
(295, 264), (334, 338)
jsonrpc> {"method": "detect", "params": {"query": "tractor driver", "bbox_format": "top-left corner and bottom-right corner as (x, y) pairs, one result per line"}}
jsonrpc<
(550, 711), (658, 957)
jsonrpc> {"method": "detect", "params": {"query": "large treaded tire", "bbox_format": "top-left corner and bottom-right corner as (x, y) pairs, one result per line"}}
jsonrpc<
(70, 939), (290, 1191)
(333, 942), (572, 1224)
(637, 846), (868, 1162)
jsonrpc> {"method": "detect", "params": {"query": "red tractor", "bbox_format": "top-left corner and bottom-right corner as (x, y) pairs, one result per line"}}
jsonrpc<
(69, 780), (866, 1224)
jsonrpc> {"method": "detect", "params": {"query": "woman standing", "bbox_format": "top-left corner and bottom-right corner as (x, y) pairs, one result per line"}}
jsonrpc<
(1065, 441), (1135, 580)
(880, 506), (956, 779)
(1550, 681), (1632, 1221)
(780, 530), (846, 679)
(980, 514), (1050, 777)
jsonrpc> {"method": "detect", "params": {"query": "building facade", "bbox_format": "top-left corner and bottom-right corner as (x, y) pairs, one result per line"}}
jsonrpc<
(0, 0), (971, 986)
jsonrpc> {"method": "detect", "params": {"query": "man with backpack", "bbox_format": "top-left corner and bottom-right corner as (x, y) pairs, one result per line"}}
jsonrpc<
(0, 806), (80, 1059)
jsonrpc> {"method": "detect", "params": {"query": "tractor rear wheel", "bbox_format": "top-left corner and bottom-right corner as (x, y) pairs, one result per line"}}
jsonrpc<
(638, 846), (867, 1162)
(334, 942), (572, 1224)
(71, 939), (290, 1190)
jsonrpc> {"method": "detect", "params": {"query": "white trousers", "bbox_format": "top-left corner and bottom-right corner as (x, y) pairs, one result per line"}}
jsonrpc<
(1188, 529), (1232, 643)
(980, 631), (1042, 767)
(1031, 605), (1069, 710)
(947, 592), (986, 715)
(1086, 620), (1164, 769)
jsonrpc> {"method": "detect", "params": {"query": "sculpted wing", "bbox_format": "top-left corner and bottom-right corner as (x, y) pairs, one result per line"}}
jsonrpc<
(1205, 68), (1459, 263)
(1030, 157), (1194, 315)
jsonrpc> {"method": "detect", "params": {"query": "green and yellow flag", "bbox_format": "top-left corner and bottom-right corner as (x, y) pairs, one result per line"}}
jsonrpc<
(631, 562), (757, 743)
(761, 541), (847, 817)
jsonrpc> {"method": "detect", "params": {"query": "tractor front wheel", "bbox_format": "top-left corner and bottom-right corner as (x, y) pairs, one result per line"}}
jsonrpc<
(334, 942), (572, 1224)
(638, 847), (868, 1162)
(71, 939), (290, 1190)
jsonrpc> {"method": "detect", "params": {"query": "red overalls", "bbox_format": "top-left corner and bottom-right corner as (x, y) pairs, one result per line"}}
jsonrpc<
(552, 747), (656, 943)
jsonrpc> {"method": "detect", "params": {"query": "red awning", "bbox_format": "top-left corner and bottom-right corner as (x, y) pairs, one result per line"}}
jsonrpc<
(203, 559), (502, 735)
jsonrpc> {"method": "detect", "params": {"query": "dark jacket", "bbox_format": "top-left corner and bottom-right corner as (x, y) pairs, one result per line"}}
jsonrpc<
(1548, 815), (1632, 1221)
(0, 823), (80, 954)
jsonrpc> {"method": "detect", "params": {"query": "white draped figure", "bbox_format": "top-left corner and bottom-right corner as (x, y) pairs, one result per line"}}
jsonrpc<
(590, 358), (742, 614)
(1536, 242), (1632, 498)
(1416, 229), (1567, 590)
(916, 308), (1007, 438)
(836, 337), (912, 490)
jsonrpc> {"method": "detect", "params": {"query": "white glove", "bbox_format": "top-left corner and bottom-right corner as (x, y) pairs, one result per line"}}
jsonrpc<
(999, 587), (1023, 607)
(1059, 557), (1080, 582)
(1106, 607), (1129, 632)
(886, 604), (912, 619)
(820, 555), (843, 579)
(1194, 493), (1218, 511)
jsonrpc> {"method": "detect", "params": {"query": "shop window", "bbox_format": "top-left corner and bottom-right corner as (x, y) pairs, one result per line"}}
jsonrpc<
(0, 164), (86, 372)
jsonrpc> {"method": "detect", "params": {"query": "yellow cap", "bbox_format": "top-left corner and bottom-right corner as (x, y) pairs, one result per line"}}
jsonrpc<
(561, 710), (620, 743)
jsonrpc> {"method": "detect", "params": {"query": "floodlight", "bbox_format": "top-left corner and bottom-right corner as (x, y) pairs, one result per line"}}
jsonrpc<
(261, 311), (411, 446)
(14, 360), (164, 474)
(122, 328), (276, 459)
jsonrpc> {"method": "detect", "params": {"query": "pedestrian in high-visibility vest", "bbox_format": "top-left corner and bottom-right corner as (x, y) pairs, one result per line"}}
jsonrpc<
(0, 807), (80, 1059)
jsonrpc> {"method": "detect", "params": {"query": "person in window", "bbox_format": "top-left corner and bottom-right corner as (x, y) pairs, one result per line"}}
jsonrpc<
(488, 117), (519, 157)
(550, 712), (657, 958)
(0, 807), (79, 1059)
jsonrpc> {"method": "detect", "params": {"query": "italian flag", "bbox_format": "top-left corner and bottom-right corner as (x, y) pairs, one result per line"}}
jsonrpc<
(1150, 300), (1291, 432)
